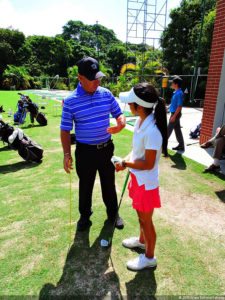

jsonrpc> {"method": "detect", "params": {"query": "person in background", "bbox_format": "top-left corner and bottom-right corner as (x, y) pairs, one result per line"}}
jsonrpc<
(167, 76), (185, 152)
(201, 125), (225, 172)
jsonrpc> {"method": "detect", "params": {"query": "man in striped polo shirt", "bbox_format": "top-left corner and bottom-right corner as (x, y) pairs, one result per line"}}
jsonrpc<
(61, 57), (126, 232)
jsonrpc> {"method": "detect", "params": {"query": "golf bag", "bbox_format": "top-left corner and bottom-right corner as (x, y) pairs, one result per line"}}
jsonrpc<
(190, 123), (201, 139)
(16, 93), (48, 126)
(36, 112), (47, 126)
(14, 101), (27, 124)
(0, 120), (43, 162)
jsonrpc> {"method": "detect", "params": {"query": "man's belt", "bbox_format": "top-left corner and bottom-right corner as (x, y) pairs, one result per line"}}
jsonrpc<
(76, 139), (113, 150)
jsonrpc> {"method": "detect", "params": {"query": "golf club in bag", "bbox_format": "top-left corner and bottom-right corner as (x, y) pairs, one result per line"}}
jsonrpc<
(101, 170), (130, 248)
(15, 93), (47, 126)
(0, 120), (43, 162)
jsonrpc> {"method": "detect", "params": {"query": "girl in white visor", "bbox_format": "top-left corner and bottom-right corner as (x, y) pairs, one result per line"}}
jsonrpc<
(116, 82), (167, 271)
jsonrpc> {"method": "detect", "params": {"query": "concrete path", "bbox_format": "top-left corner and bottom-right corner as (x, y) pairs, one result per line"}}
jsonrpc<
(167, 107), (225, 174)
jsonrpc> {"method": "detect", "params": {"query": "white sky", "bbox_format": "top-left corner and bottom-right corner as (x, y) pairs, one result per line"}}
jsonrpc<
(0, 0), (181, 41)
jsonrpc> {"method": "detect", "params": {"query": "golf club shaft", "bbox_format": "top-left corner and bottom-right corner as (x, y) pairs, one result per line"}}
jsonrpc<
(69, 163), (72, 245)
(187, 141), (200, 146)
(110, 171), (130, 241)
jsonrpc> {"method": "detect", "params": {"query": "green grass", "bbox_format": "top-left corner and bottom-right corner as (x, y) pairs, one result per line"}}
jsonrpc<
(0, 91), (225, 297)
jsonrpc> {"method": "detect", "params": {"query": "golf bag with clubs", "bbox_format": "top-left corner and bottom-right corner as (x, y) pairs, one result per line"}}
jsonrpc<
(15, 93), (48, 126)
(14, 100), (27, 124)
(0, 120), (43, 162)
(189, 123), (201, 139)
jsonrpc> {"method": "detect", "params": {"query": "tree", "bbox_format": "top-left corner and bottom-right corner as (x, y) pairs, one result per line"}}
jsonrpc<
(62, 20), (120, 53)
(0, 28), (26, 77)
(2, 65), (31, 90)
(24, 35), (73, 77)
(62, 20), (87, 41)
(160, 0), (216, 74)
(0, 41), (15, 70)
(107, 45), (127, 75)
(67, 39), (97, 66)
(0, 28), (25, 52)
(189, 8), (216, 74)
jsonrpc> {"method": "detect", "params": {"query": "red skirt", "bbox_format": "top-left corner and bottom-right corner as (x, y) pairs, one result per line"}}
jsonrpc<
(128, 173), (161, 212)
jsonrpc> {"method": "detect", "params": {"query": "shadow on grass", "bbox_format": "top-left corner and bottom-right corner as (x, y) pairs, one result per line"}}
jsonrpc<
(203, 168), (225, 180)
(0, 160), (42, 174)
(51, 115), (61, 118)
(126, 269), (157, 299)
(21, 124), (43, 129)
(0, 145), (11, 152)
(215, 190), (225, 204)
(39, 223), (122, 298)
(125, 248), (157, 298)
(39, 222), (157, 298)
(169, 152), (187, 170)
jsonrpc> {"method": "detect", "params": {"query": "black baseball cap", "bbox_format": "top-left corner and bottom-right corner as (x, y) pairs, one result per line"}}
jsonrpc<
(77, 57), (105, 81)
(169, 75), (183, 86)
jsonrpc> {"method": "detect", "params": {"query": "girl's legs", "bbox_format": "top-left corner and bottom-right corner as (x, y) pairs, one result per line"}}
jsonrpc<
(137, 209), (156, 258)
(139, 225), (145, 244)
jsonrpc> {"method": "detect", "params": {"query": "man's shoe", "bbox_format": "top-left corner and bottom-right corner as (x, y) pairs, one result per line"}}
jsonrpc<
(201, 142), (213, 149)
(204, 164), (220, 173)
(77, 217), (92, 232)
(107, 215), (124, 230)
(127, 254), (157, 271)
(122, 237), (145, 250)
(172, 145), (185, 151)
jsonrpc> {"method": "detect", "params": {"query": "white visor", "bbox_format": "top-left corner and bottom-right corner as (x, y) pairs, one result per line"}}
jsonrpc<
(119, 88), (155, 108)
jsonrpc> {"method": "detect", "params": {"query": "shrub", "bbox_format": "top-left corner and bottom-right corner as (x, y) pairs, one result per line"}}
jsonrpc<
(54, 81), (68, 90)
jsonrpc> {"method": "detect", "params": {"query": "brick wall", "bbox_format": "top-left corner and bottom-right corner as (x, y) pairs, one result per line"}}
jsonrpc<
(200, 0), (225, 143)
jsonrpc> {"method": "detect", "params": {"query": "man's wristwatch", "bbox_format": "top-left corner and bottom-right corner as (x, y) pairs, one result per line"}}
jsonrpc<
(121, 160), (127, 168)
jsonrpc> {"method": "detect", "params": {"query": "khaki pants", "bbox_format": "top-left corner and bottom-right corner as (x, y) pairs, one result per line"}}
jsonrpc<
(208, 125), (225, 159)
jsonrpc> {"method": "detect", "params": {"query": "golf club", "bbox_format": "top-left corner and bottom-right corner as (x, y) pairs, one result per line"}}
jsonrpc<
(68, 160), (73, 245)
(100, 170), (130, 248)
(187, 141), (200, 146)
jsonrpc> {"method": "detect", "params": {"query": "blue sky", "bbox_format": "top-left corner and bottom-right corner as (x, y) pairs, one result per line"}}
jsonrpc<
(0, 0), (181, 42)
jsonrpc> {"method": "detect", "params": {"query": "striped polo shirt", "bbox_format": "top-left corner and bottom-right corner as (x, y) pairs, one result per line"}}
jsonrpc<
(60, 83), (122, 145)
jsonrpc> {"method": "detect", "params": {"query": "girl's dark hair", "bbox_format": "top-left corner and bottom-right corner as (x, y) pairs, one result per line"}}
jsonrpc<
(133, 83), (168, 156)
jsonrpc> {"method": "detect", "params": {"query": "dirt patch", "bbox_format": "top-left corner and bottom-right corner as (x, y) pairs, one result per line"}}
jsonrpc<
(0, 237), (20, 260)
(157, 157), (225, 241)
(158, 188), (225, 241)
(45, 148), (62, 154)
(18, 254), (43, 276)
(0, 220), (27, 238)
(51, 138), (60, 143)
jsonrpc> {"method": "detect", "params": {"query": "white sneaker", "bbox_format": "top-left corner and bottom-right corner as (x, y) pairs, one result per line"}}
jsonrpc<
(122, 237), (145, 249)
(127, 254), (157, 271)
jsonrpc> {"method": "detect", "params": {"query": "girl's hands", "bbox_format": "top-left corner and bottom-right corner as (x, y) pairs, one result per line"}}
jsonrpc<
(115, 162), (126, 172)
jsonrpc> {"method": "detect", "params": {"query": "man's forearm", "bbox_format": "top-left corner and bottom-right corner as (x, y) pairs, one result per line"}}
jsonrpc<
(116, 114), (126, 128)
(60, 130), (71, 156)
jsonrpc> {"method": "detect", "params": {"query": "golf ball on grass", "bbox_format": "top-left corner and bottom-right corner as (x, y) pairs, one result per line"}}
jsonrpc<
(100, 239), (110, 247)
